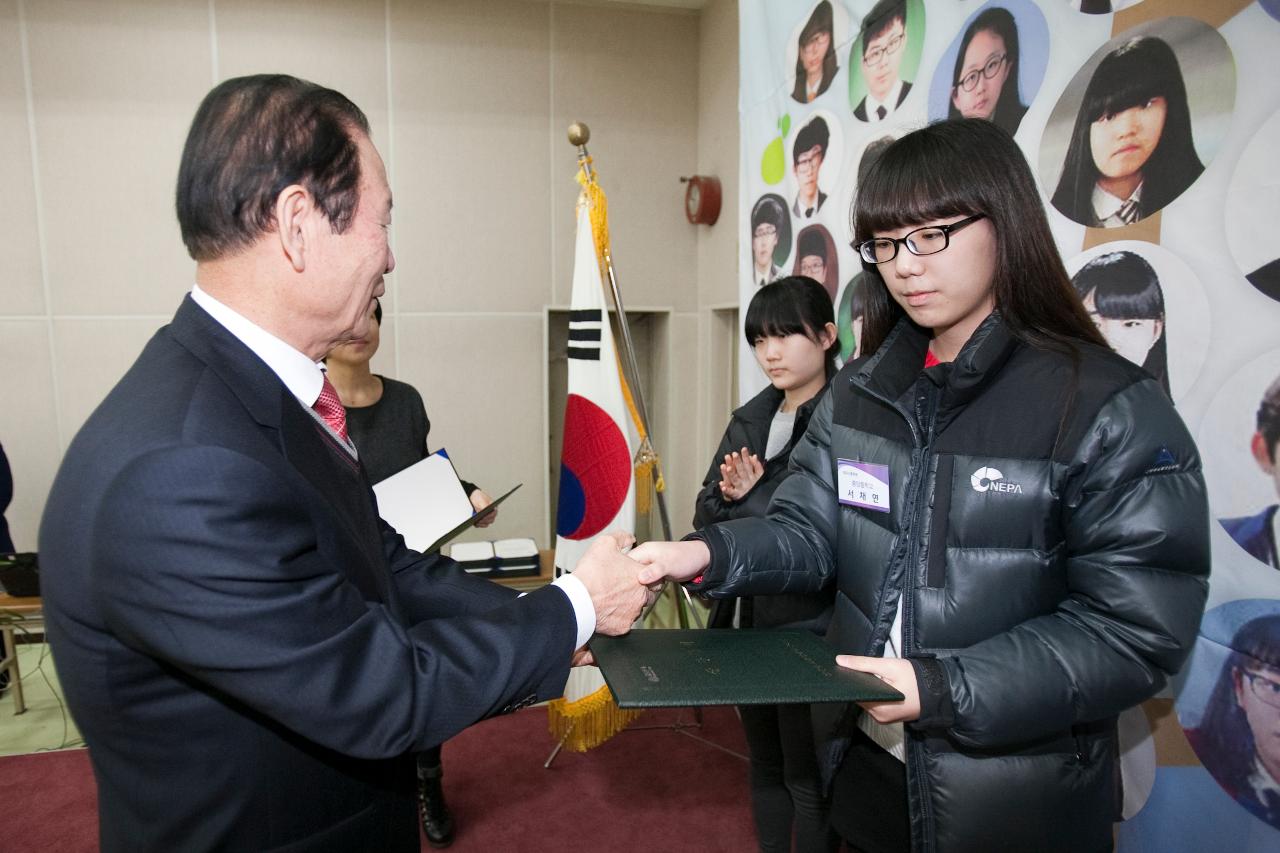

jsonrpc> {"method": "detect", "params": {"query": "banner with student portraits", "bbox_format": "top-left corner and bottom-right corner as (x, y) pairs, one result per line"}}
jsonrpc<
(739, 1), (1280, 848)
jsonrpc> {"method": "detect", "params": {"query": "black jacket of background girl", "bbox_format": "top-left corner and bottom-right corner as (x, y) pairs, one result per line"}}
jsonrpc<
(687, 313), (1209, 852)
(693, 381), (834, 634)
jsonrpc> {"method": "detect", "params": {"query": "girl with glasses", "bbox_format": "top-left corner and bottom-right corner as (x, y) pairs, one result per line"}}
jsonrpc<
(1188, 614), (1280, 830)
(792, 2), (838, 104)
(1051, 36), (1204, 228)
(634, 119), (1209, 851)
(947, 7), (1028, 136)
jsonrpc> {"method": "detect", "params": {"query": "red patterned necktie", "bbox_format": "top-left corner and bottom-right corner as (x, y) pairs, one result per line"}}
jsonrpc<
(313, 375), (349, 442)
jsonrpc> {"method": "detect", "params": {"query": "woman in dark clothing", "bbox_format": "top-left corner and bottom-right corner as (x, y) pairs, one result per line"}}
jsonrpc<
(325, 298), (494, 849)
(636, 119), (1209, 852)
(694, 276), (838, 853)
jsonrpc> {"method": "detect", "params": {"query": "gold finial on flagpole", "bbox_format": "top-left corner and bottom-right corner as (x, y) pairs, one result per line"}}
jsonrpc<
(567, 121), (590, 147)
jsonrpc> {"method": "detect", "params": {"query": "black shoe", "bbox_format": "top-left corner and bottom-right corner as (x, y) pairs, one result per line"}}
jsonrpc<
(416, 762), (455, 848)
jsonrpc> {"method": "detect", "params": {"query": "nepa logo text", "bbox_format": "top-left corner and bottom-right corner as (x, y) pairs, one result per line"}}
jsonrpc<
(970, 467), (1023, 494)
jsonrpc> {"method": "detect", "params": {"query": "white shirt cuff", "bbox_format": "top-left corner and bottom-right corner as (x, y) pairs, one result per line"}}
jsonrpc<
(551, 574), (596, 650)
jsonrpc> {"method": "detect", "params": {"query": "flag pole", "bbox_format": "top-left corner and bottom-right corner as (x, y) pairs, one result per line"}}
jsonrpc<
(568, 122), (702, 630)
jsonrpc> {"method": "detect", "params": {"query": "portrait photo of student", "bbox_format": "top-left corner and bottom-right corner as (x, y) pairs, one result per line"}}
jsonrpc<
(1219, 373), (1280, 570)
(1065, 241), (1209, 403)
(791, 1), (839, 104)
(791, 115), (832, 220)
(928, 1), (1049, 138)
(749, 194), (792, 288)
(1179, 601), (1280, 831)
(850, 0), (925, 124)
(835, 273), (868, 364)
(791, 225), (838, 303)
(1198, 352), (1280, 574)
(1071, 251), (1169, 396)
(1042, 18), (1234, 230)
(1225, 106), (1280, 304)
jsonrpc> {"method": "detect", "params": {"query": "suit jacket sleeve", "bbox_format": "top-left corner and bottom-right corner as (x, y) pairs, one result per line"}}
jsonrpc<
(92, 444), (574, 760)
(379, 517), (519, 625)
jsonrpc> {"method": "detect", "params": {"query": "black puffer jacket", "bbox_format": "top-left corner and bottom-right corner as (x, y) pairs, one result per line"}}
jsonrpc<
(693, 382), (833, 633)
(689, 314), (1210, 852)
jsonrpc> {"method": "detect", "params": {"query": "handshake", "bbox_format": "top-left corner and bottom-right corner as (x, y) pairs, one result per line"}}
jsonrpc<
(570, 532), (713, 637)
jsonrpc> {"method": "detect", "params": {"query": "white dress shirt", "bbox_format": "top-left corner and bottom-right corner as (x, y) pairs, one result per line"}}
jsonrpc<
(189, 284), (597, 649)
(1091, 182), (1143, 228)
(862, 79), (904, 124)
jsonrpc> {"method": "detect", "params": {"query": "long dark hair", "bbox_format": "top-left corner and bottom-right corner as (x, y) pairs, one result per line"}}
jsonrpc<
(792, 2), (838, 102)
(853, 119), (1106, 358)
(946, 7), (1027, 136)
(744, 276), (838, 375)
(1196, 615), (1280, 797)
(1051, 36), (1204, 225)
(1071, 251), (1170, 396)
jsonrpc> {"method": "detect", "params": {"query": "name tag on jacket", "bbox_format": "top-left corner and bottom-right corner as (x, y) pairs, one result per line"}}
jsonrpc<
(837, 459), (891, 513)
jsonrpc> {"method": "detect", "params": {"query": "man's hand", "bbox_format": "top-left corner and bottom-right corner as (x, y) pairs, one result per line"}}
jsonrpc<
(571, 647), (595, 667)
(631, 540), (712, 586)
(718, 448), (764, 501)
(571, 531), (655, 636)
(836, 655), (921, 724)
(470, 489), (497, 528)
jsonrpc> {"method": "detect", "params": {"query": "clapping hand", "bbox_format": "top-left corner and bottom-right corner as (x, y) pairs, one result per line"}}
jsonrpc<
(719, 448), (764, 501)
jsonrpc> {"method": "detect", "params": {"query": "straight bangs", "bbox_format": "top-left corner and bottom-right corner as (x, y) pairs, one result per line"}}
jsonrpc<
(1092, 282), (1164, 320)
(1081, 38), (1180, 123)
(744, 289), (813, 342)
(1073, 252), (1164, 320)
(853, 133), (982, 243)
(743, 276), (832, 344)
(1237, 616), (1280, 670)
(1085, 75), (1164, 123)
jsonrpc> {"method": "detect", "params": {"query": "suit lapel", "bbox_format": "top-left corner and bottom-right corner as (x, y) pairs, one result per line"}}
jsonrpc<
(167, 296), (403, 615)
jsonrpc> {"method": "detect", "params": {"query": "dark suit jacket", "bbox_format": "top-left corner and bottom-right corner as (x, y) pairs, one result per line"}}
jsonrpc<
(853, 79), (912, 122)
(40, 297), (576, 852)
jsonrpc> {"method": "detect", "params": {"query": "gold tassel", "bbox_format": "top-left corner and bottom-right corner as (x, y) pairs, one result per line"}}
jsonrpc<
(546, 685), (643, 753)
(581, 161), (663, 520)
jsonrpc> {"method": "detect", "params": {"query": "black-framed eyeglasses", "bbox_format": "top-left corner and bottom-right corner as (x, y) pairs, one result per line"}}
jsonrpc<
(1241, 669), (1280, 710)
(862, 33), (904, 67)
(856, 214), (987, 264)
(955, 53), (1007, 93)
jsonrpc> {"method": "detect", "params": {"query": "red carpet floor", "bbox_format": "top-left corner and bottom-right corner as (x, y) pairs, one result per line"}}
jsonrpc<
(0, 705), (755, 852)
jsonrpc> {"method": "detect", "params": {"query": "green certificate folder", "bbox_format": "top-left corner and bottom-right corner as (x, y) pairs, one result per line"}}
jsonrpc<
(590, 629), (905, 708)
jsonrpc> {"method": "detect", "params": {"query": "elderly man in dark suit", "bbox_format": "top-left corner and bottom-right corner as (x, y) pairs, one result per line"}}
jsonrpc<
(39, 74), (652, 853)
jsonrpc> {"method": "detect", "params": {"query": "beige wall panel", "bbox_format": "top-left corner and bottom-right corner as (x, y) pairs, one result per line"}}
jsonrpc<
(696, 0), (738, 308)
(215, 0), (390, 146)
(25, 0), (209, 316)
(0, 321), (60, 550)
(0, 1), (45, 316)
(659, 312), (701, 539)
(551, 3), (699, 313)
(51, 317), (165, 444)
(389, 0), (552, 315)
(393, 313), (546, 547)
